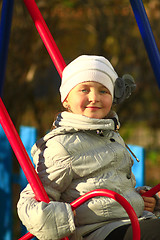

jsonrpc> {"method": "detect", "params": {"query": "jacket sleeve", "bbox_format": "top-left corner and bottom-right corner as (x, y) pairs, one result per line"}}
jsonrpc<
(17, 184), (75, 240)
(17, 138), (76, 239)
(33, 138), (74, 200)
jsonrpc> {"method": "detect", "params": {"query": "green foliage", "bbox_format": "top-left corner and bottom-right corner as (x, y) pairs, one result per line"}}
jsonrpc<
(119, 124), (135, 142)
(62, 0), (77, 8)
(147, 150), (160, 164)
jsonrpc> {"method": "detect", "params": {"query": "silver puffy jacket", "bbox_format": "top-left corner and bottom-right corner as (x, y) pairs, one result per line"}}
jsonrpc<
(17, 112), (157, 240)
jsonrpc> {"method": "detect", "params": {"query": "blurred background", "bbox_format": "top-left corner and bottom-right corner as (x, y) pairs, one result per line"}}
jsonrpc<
(0, 0), (160, 238)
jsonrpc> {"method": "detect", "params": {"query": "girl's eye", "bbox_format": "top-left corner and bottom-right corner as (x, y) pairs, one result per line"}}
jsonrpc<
(81, 89), (88, 93)
(100, 90), (108, 94)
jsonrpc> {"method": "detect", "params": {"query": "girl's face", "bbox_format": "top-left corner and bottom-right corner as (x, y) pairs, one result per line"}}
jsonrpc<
(63, 81), (112, 119)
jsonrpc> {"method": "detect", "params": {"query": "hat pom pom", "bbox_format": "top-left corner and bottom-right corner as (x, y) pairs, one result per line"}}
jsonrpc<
(113, 74), (136, 104)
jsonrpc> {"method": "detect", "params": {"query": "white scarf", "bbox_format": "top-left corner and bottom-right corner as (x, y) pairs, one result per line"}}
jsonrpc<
(54, 111), (120, 131)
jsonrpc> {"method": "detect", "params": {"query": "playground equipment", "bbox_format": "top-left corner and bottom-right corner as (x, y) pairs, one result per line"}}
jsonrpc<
(0, 0), (14, 96)
(130, 0), (160, 87)
(0, 0), (160, 239)
(18, 189), (141, 240)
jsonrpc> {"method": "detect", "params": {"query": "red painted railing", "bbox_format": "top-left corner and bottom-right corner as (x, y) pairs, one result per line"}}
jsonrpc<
(23, 0), (66, 78)
(71, 189), (141, 240)
(18, 189), (141, 240)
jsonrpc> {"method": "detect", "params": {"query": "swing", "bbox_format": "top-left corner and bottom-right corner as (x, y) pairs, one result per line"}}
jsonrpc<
(0, 1), (160, 240)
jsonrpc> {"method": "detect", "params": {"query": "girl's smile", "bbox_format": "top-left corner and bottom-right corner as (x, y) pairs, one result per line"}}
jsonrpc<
(63, 81), (112, 119)
(86, 106), (101, 112)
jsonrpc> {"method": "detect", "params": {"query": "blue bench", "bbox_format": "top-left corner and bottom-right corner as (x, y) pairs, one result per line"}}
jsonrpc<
(128, 144), (145, 187)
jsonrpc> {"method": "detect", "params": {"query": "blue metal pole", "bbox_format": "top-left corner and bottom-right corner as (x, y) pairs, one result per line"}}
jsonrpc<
(130, 0), (160, 88)
(0, 2), (14, 239)
(0, 0), (14, 96)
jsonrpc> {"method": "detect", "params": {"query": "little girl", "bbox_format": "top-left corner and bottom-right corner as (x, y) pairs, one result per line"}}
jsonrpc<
(17, 55), (160, 240)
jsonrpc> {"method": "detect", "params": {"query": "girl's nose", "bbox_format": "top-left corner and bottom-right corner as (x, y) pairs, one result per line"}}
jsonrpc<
(88, 91), (99, 102)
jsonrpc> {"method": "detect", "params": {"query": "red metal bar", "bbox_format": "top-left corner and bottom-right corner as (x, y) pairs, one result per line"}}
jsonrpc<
(0, 98), (50, 203)
(0, 97), (69, 240)
(142, 184), (160, 197)
(19, 189), (141, 240)
(71, 189), (140, 240)
(0, 1), (66, 239)
(18, 232), (34, 240)
(17, 1), (67, 238)
(23, 0), (66, 78)
(0, 98), (56, 240)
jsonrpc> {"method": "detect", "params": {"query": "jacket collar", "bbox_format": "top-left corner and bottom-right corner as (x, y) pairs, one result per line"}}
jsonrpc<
(31, 111), (120, 158)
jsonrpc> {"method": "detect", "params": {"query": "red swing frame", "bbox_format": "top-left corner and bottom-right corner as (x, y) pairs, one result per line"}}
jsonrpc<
(0, 0), (160, 239)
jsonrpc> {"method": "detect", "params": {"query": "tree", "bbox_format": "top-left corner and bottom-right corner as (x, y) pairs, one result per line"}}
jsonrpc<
(2, 0), (160, 135)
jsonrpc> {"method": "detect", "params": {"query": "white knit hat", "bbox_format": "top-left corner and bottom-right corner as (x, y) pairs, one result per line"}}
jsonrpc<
(60, 55), (118, 102)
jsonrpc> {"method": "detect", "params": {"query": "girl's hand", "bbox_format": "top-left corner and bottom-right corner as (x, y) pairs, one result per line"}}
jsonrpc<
(140, 190), (156, 212)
